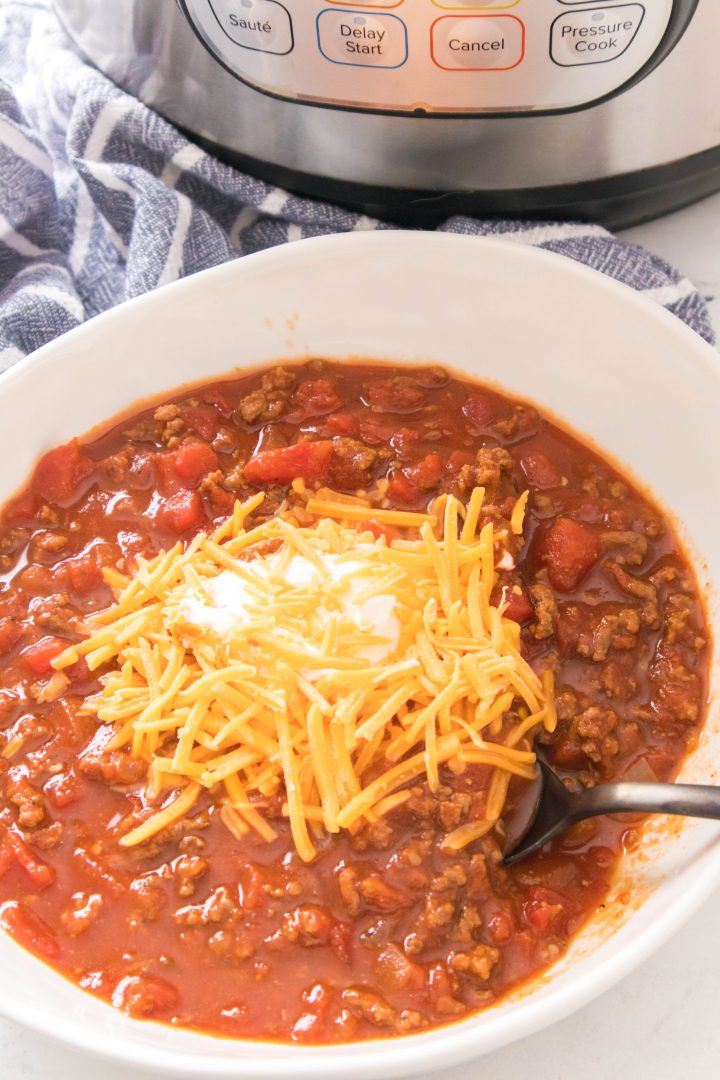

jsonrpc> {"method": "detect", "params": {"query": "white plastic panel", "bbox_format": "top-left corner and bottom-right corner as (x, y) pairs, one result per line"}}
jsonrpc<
(182, 0), (674, 113)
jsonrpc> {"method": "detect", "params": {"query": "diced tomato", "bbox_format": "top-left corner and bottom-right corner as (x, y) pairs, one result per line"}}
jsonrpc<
(538, 517), (600, 592)
(290, 378), (342, 418)
(406, 452), (443, 491)
(32, 440), (94, 503)
(44, 771), (81, 809)
(521, 451), (562, 490)
(375, 945), (424, 993)
(202, 387), (234, 417)
(549, 735), (587, 770)
(523, 887), (570, 933)
(244, 440), (333, 485)
(59, 552), (103, 595)
(359, 419), (421, 448)
(365, 520), (399, 544)
(182, 405), (221, 441)
(3, 490), (38, 523)
(112, 974), (179, 1018)
(0, 832), (55, 889)
(154, 489), (204, 534)
(0, 901), (59, 959)
(291, 983), (331, 1043)
(486, 910), (514, 945)
(157, 442), (220, 491)
(462, 392), (496, 428)
(21, 635), (67, 674)
(171, 441), (221, 485)
(366, 377), (425, 414)
(387, 468), (419, 504)
(499, 586), (534, 623)
(321, 412), (359, 438)
(446, 449), (474, 475)
(66, 656), (91, 684)
(0, 616), (23, 655)
(240, 864), (270, 911)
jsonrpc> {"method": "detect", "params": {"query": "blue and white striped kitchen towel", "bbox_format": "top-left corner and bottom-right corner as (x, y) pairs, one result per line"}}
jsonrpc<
(0, 0), (714, 368)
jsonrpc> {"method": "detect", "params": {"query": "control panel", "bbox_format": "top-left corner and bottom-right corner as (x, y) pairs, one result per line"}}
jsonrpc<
(180, 0), (675, 114)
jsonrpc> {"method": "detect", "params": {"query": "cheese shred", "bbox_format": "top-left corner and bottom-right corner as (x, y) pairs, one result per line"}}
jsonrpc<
(56, 485), (552, 860)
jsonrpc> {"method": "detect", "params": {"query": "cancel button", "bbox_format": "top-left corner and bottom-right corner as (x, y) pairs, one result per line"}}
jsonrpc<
(431, 15), (525, 71)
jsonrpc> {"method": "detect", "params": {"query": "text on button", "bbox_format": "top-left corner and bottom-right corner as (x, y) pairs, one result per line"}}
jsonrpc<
(431, 15), (524, 71)
(550, 5), (645, 66)
(317, 10), (408, 68)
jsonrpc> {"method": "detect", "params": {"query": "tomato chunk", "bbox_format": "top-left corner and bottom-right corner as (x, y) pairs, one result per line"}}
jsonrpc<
(290, 378), (342, 418)
(0, 831), (55, 889)
(157, 442), (220, 491)
(21, 635), (67, 674)
(538, 517), (599, 591)
(244, 440), (333, 485)
(0, 617), (23, 655)
(44, 771), (81, 809)
(499, 586), (534, 623)
(521, 451), (562, 490)
(462, 392), (496, 428)
(59, 552), (103, 595)
(154, 489), (204, 534)
(182, 405), (221, 441)
(171, 442), (221, 485)
(32, 441), (94, 503)
(0, 901), (59, 959)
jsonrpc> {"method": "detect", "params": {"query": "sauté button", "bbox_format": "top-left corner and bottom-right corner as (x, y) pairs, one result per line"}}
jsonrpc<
(431, 15), (525, 71)
(317, 10), (408, 68)
(550, 4), (645, 66)
(208, 0), (294, 55)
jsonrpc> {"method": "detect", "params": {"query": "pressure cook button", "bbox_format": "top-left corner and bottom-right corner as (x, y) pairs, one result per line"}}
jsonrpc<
(431, 15), (525, 71)
(317, 10), (408, 68)
(550, 4), (645, 66)
(208, 0), (293, 55)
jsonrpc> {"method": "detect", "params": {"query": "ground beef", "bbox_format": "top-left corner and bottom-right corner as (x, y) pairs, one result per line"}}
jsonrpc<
(5, 767), (45, 827)
(327, 439), (378, 490)
(449, 943), (500, 981)
(529, 581), (558, 640)
(79, 749), (147, 786)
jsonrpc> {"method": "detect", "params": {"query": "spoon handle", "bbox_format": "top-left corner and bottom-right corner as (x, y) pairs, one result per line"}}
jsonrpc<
(571, 781), (720, 823)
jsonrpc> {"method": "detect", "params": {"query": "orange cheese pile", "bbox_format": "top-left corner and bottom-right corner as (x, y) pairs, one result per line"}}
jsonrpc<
(53, 486), (555, 861)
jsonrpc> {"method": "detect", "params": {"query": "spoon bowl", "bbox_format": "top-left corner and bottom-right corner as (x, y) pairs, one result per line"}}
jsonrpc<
(503, 759), (720, 865)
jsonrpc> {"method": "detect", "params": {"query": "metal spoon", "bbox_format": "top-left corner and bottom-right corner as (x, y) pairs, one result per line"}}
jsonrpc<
(503, 759), (720, 865)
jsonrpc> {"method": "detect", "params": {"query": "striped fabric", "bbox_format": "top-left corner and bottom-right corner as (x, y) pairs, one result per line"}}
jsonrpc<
(0, 0), (714, 369)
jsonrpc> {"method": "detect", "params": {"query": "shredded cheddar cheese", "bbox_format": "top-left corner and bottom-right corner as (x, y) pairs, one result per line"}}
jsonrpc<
(54, 486), (553, 861)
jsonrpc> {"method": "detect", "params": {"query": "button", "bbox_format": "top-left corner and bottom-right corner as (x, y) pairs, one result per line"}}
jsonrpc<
(550, 4), (645, 66)
(208, 0), (293, 55)
(317, 10), (408, 68)
(431, 15), (524, 71)
(433, 2), (520, 8)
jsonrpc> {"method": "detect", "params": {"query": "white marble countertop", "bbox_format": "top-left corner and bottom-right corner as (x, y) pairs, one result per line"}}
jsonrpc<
(2, 191), (720, 1080)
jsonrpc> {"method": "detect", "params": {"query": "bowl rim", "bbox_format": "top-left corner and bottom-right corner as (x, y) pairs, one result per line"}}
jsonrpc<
(1, 229), (719, 1077)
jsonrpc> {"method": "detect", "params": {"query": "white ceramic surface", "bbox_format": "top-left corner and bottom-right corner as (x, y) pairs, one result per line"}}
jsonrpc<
(0, 231), (718, 1078)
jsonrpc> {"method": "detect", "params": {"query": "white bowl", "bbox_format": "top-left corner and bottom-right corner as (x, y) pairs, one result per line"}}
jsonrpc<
(0, 232), (718, 1077)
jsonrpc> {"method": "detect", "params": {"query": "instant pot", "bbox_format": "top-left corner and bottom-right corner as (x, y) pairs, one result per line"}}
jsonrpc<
(53, 0), (720, 226)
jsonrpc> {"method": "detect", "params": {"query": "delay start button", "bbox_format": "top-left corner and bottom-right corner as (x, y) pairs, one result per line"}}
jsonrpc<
(431, 15), (525, 71)
(317, 9), (408, 68)
(208, 0), (293, 55)
(550, 4), (645, 67)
